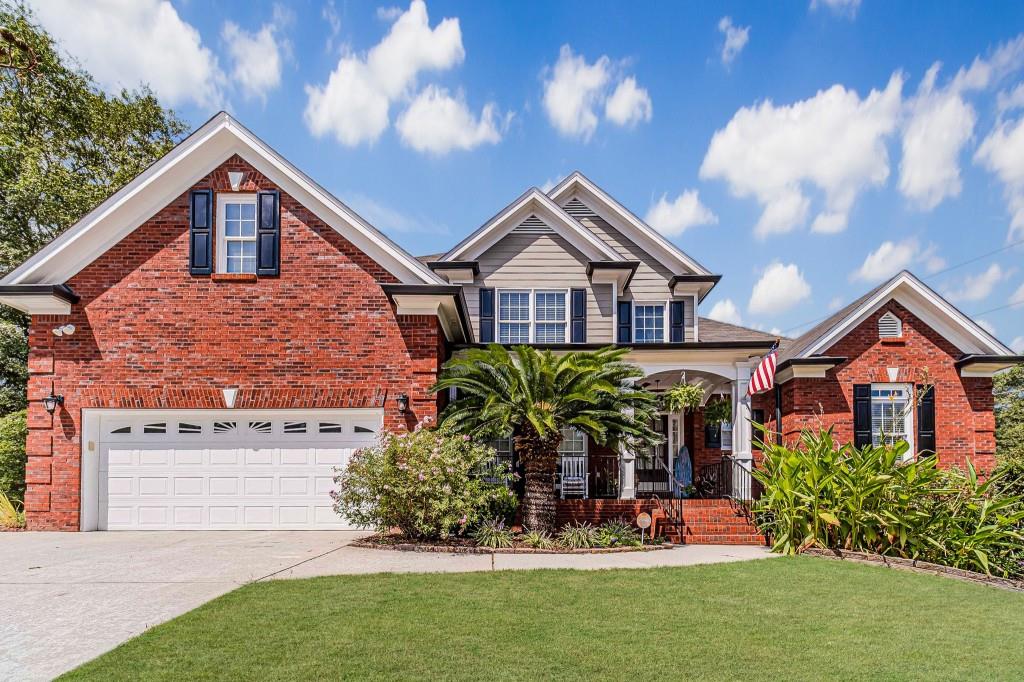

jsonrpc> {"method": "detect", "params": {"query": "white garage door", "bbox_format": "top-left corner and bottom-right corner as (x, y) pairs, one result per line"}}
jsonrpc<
(94, 410), (381, 530)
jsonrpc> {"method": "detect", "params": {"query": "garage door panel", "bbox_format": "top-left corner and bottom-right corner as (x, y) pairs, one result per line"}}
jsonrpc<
(97, 410), (378, 530)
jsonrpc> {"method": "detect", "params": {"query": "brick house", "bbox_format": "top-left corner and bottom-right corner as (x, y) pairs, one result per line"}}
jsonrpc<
(0, 113), (1018, 535)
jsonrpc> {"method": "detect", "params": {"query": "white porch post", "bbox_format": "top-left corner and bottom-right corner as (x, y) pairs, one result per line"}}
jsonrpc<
(619, 382), (636, 499)
(732, 362), (753, 458)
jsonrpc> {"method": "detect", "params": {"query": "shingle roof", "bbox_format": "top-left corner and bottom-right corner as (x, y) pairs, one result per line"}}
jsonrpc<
(698, 318), (783, 344)
(776, 279), (891, 362)
(416, 253), (445, 265)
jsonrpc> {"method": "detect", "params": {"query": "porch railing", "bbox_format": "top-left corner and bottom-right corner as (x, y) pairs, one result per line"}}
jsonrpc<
(696, 455), (759, 502)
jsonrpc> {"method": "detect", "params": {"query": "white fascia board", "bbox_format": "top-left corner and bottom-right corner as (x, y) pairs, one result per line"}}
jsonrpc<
(589, 268), (632, 295)
(802, 273), (1012, 357)
(440, 188), (622, 262)
(548, 172), (712, 276)
(960, 363), (1014, 378)
(775, 364), (831, 383)
(0, 294), (71, 315)
(2, 112), (443, 287)
(390, 293), (465, 342)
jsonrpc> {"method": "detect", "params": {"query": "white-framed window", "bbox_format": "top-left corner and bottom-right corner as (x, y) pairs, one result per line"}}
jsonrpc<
(497, 289), (568, 343)
(634, 303), (665, 343)
(217, 194), (257, 274)
(498, 290), (531, 343)
(484, 435), (514, 484)
(558, 427), (587, 457)
(534, 291), (566, 343)
(870, 383), (914, 451)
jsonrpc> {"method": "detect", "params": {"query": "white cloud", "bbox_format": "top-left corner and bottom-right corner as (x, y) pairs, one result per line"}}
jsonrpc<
(1011, 335), (1024, 353)
(304, 0), (465, 146)
(344, 192), (449, 235)
(542, 46), (611, 141)
(28, 0), (223, 107)
(850, 237), (945, 283)
(377, 6), (404, 21)
(976, 318), (997, 336)
(828, 296), (844, 311)
(708, 299), (743, 326)
(700, 75), (903, 237)
(749, 262), (812, 315)
(644, 189), (717, 237)
(396, 85), (503, 154)
(222, 12), (290, 103)
(943, 264), (1009, 302)
(975, 115), (1024, 242)
(605, 77), (653, 127)
(1011, 281), (1024, 305)
(810, 0), (861, 18)
(322, 1), (342, 54)
(542, 45), (651, 140)
(717, 17), (750, 66)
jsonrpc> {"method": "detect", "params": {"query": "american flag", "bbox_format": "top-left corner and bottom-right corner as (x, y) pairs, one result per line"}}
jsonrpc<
(747, 340), (780, 396)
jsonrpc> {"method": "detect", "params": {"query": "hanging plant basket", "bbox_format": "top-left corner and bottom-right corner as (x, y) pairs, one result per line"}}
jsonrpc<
(662, 383), (704, 413)
(703, 397), (732, 425)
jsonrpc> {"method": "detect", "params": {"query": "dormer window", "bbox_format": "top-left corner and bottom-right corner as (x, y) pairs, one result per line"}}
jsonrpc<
(878, 311), (902, 339)
(217, 194), (257, 274)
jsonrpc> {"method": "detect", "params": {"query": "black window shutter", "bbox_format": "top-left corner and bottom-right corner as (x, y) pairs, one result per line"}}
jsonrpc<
(570, 288), (587, 343)
(670, 300), (685, 342)
(853, 384), (872, 449)
(479, 288), (495, 343)
(256, 190), (280, 276)
(917, 385), (936, 455)
(617, 301), (632, 343)
(189, 189), (212, 275)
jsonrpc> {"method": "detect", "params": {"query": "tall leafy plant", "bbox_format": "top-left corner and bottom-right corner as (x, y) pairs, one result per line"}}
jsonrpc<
(433, 345), (660, 532)
(752, 426), (1024, 577)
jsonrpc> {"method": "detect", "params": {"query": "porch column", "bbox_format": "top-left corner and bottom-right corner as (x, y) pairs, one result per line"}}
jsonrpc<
(619, 382), (636, 499)
(732, 362), (753, 458)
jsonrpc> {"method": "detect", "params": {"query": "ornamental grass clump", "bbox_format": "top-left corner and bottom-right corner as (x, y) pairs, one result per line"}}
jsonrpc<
(558, 521), (598, 549)
(752, 426), (1024, 577)
(333, 426), (516, 541)
(595, 518), (642, 547)
(522, 529), (556, 549)
(472, 519), (515, 548)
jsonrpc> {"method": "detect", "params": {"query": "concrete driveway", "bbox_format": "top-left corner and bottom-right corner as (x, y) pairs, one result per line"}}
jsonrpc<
(0, 531), (363, 681)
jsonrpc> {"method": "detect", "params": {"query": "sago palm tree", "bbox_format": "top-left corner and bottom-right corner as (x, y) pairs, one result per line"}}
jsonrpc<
(432, 344), (661, 532)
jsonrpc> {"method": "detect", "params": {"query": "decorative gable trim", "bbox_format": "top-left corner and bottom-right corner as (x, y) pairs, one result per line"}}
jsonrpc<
(547, 171), (713, 276)
(0, 112), (443, 288)
(798, 271), (1013, 358)
(439, 188), (622, 263)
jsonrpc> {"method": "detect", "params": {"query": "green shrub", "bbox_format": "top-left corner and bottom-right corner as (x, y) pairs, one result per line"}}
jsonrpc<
(522, 529), (555, 549)
(472, 518), (515, 548)
(333, 426), (517, 540)
(753, 427), (1024, 577)
(558, 521), (597, 549)
(0, 409), (27, 503)
(595, 518), (642, 547)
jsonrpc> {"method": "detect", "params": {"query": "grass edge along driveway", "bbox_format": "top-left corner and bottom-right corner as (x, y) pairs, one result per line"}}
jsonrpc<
(63, 556), (1024, 681)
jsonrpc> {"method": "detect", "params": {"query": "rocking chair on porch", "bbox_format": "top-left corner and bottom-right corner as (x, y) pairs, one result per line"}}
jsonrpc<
(560, 455), (588, 499)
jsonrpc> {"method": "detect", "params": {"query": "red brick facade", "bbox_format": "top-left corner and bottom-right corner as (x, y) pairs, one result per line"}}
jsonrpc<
(24, 156), (447, 530)
(764, 301), (995, 472)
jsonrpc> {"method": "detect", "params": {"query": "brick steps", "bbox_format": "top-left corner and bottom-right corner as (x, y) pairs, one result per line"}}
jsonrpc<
(556, 499), (767, 546)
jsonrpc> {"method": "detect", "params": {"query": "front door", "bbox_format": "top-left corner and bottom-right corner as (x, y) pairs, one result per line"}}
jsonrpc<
(635, 414), (669, 496)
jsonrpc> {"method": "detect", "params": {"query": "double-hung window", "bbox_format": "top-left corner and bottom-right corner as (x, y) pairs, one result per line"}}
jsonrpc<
(217, 195), (258, 274)
(497, 290), (567, 343)
(498, 291), (531, 343)
(534, 291), (566, 343)
(870, 383), (913, 451)
(633, 303), (665, 343)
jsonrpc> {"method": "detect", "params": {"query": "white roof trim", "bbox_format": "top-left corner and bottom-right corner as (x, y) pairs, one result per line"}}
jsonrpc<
(547, 171), (712, 276)
(1, 112), (443, 286)
(440, 188), (623, 262)
(800, 271), (1013, 358)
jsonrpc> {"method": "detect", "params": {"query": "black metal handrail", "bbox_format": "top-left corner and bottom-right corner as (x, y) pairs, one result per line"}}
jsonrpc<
(696, 455), (759, 502)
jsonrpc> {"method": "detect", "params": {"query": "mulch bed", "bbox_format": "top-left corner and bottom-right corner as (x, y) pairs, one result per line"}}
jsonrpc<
(804, 547), (1024, 592)
(353, 534), (674, 554)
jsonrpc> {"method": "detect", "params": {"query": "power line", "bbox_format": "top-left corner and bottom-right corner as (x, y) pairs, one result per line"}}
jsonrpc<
(779, 238), (1024, 336)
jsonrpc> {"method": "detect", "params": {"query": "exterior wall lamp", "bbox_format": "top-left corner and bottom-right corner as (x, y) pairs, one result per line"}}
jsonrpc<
(43, 381), (64, 415)
(396, 393), (409, 415)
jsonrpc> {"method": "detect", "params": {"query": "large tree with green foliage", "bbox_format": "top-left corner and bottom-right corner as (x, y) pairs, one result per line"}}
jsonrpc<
(995, 363), (1024, 459)
(432, 345), (660, 532)
(0, 2), (186, 414)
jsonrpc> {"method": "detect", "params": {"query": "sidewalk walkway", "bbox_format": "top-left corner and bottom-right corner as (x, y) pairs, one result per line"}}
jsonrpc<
(266, 543), (775, 580)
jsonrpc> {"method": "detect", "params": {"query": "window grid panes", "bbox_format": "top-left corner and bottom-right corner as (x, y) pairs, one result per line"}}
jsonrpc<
(871, 385), (911, 448)
(534, 292), (566, 343)
(634, 304), (665, 343)
(498, 291), (531, 343)
(558, 427), (586, 456)
(223, 201), (257, 273)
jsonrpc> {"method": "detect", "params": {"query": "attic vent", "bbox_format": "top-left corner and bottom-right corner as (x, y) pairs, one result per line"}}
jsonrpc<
(512, 215), (554, 235)
(878, 312), (902, 338)
(563, 197), (597, 220)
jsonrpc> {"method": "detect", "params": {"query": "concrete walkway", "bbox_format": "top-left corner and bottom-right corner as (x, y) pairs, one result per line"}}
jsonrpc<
(2, 531), (772, 680)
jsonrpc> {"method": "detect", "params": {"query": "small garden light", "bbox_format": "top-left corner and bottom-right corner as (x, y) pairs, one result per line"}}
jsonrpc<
(396, 393), (409, 414)
(42, 381), (64, 415)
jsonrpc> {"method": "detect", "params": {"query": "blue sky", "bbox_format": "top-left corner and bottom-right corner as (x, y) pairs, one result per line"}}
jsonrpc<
(29, 1), (1024, 349)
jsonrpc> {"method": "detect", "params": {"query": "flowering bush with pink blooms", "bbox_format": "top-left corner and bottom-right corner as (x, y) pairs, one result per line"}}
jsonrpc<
(333, 425), (516, 540)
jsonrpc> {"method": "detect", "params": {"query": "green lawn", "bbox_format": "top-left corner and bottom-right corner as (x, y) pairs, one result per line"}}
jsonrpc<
(64, 557), (1024, 681)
